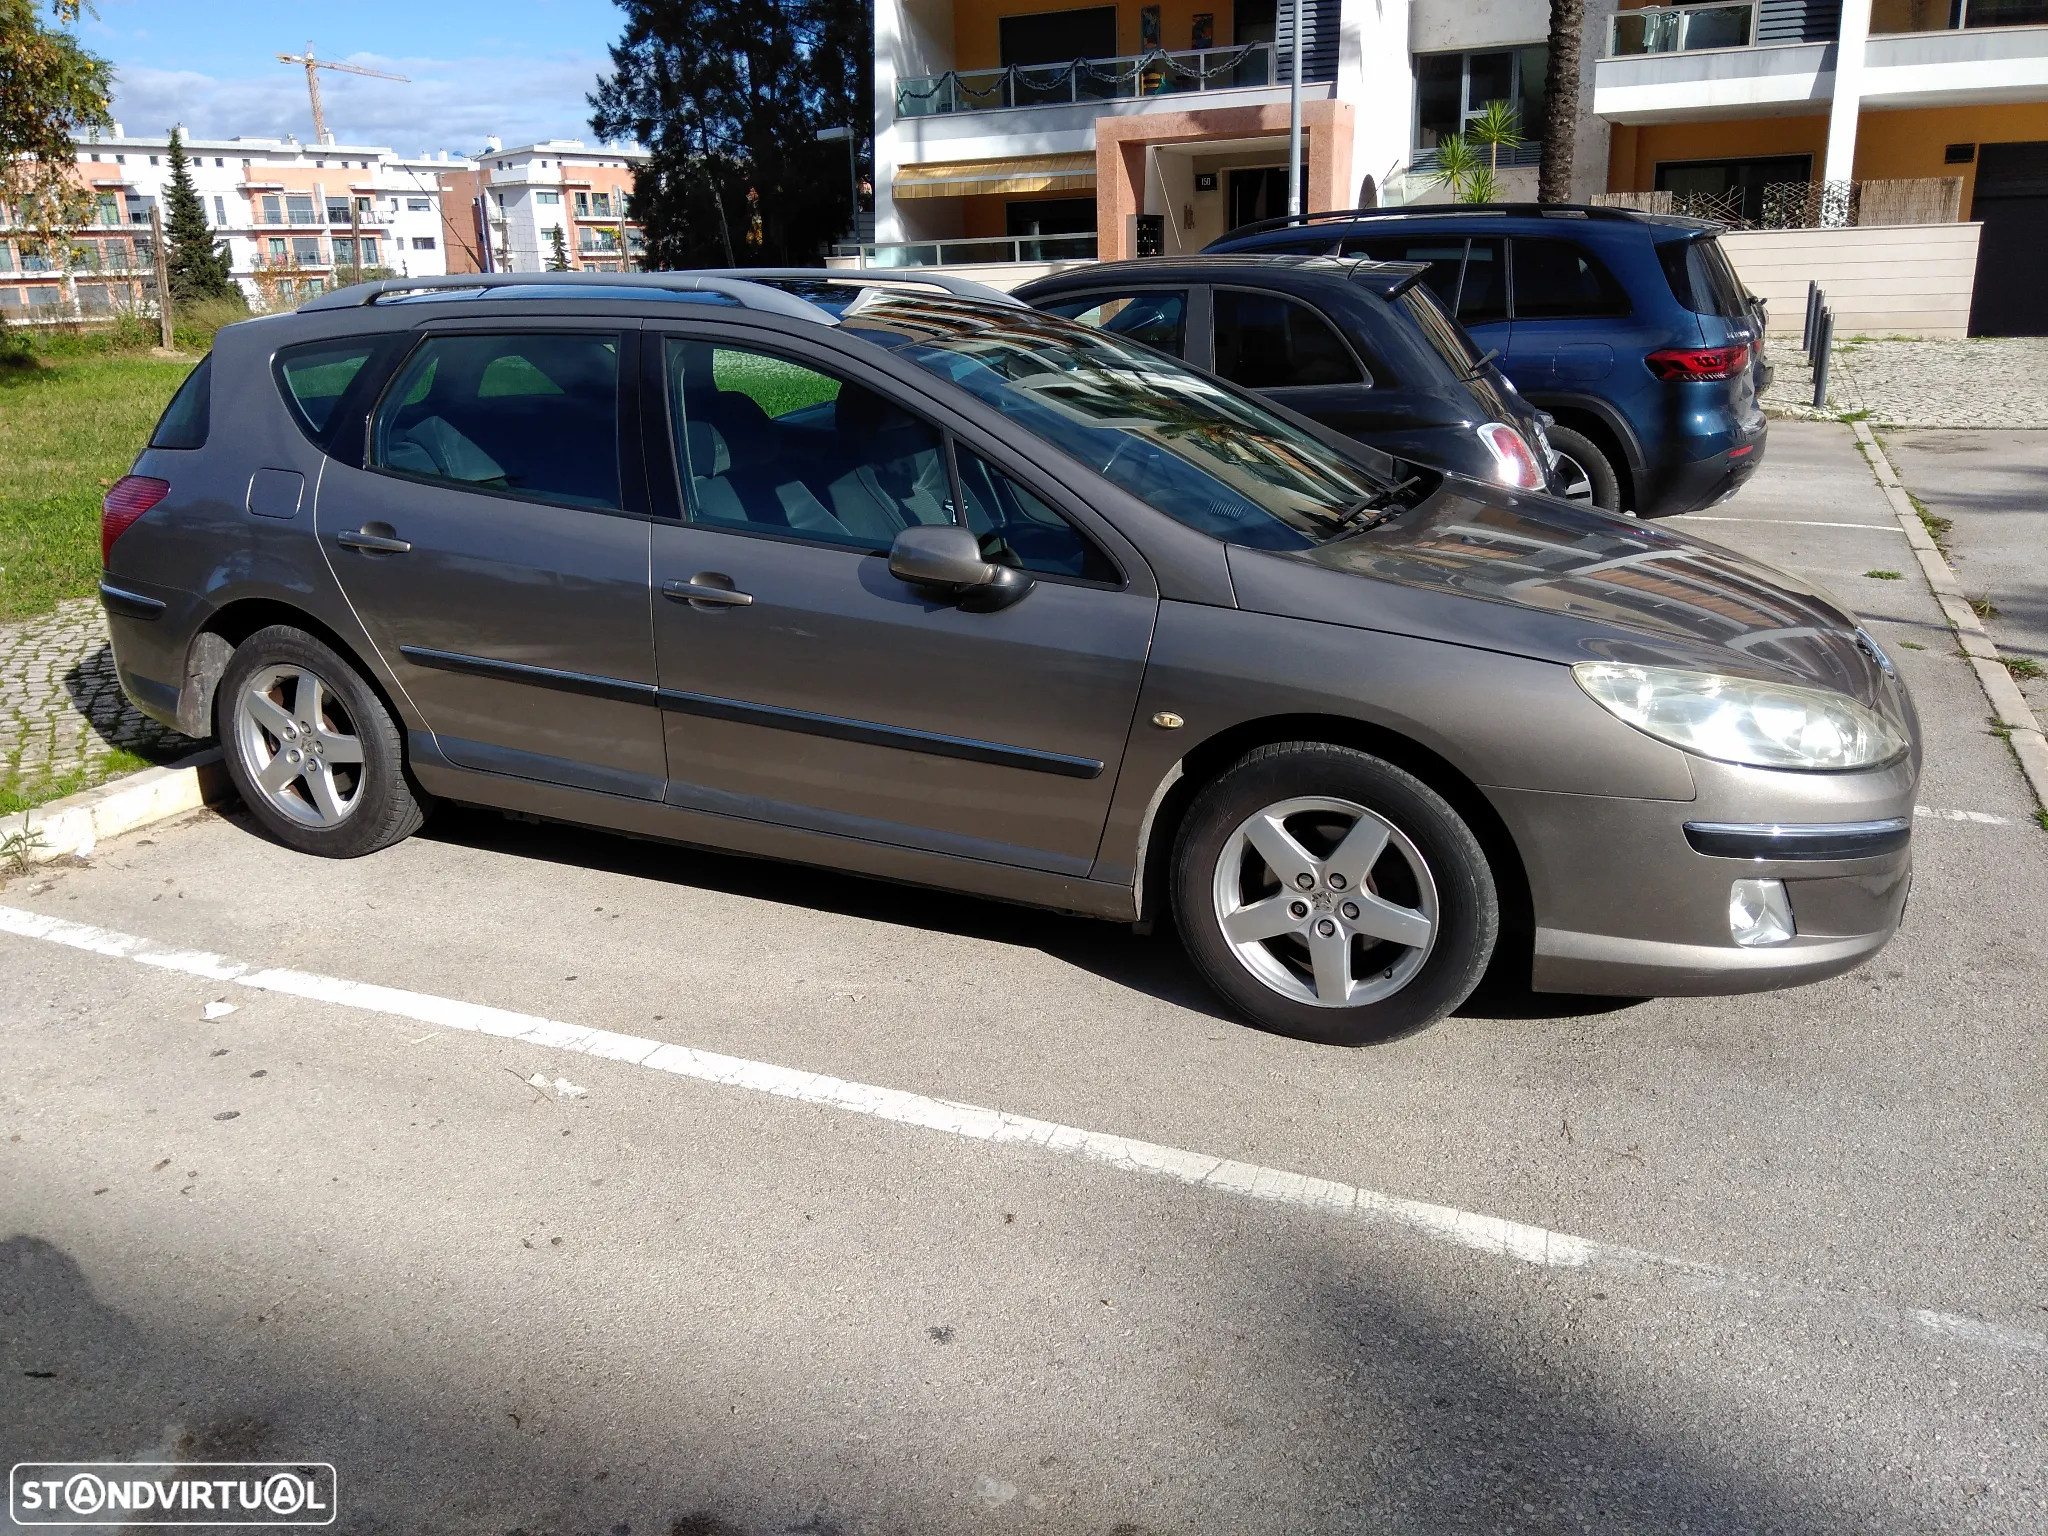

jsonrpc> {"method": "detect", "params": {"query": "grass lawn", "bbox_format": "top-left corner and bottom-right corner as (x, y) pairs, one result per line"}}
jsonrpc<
(0, 350), (194, 624)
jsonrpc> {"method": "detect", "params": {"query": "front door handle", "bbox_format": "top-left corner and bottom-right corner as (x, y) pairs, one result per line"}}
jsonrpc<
(336, 527), (412, 555)
(663, 575), (753, 609)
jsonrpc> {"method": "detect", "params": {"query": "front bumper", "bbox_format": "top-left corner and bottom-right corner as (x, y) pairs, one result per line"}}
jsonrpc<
(1488, 752), (1917, 997)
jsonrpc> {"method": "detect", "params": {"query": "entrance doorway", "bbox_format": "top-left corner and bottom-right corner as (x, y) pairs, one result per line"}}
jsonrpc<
(1969, 141), (2048, 336)
(1228, 166), (1306, 231)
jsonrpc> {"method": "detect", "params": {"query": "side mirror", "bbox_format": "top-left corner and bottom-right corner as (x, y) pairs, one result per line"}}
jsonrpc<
(887, 524), (1033, 612)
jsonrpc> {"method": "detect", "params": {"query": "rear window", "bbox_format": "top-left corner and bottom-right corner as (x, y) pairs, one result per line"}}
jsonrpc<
(149, 355), (212, 449)
(1510, 238), (1632, 319)
(1212, 289), (1363, 389)
(276, 337), (382, 439)
(1658, 235), (1751, 319)
(1393, 285), (1481, 374)
(1038, 290), (1189, 357)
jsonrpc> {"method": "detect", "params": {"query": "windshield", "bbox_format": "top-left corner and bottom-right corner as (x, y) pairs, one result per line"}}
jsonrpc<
(847, 296), (1403, 551)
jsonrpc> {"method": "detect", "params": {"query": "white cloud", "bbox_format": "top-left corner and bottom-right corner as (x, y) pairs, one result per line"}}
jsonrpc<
(109, 51), (619, 157)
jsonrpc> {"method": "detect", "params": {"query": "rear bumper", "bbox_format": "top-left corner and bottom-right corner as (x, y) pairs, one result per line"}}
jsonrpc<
(1641, 425), (1768, 517)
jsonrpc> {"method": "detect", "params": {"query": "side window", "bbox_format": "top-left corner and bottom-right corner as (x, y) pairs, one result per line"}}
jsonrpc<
(1510, 238), (1631, 320)
(1212, 289), (1363, 390)
(150, 355), (212, 449)
(955, 447), (1118, 584)
(1040, 290), (1188, 357)
(1344, 237), (1466, 316)
(370, 332), (621, 510)
(665, 338), (947, 552)
(1457, 238), (1508, 326)
(276, 338), (379, 441)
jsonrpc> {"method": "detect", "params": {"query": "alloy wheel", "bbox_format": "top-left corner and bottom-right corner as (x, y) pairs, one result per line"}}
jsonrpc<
(232, 664), (367, 828)
(1552, 450), (1594, 503)
(1210, 795), (1438, 1009)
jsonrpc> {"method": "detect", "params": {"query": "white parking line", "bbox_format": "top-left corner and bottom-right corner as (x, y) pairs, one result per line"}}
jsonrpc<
(1915, 806), (2010, 824)
(1, 901), (2039, 1357)
(1675, 517), (1905, 532)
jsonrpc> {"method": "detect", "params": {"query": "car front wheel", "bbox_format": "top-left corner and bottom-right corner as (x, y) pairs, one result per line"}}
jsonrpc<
(1172, 743), (1498, 1045)
(218, 624), (426, 858)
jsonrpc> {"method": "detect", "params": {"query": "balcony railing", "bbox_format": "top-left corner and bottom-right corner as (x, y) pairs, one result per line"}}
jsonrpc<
(843, 232), (1099, 267)
(898, 42), (1273, 117)
(1608, 2), (1756, 56)
(1871, 0), (2048, 30)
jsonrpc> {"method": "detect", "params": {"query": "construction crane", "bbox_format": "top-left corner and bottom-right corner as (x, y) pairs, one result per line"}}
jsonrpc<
(276, 42), (409, 145)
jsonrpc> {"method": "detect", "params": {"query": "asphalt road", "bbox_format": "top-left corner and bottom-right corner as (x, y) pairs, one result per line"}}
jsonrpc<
(3, 422), (2045, 1535)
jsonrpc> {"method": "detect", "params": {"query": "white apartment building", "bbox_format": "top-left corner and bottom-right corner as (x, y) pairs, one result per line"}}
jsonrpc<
(872, 0), (2048, 328)
(453, 138), (650, 273)
(0, 126), (474, 316)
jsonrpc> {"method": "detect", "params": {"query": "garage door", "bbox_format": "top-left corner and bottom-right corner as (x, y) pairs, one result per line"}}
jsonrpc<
(1969, 141), (2048, 338)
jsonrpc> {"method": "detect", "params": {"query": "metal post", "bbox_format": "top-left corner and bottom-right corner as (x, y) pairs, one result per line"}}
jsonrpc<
(1812, 308), (1833, 410)
(1803, 280), (1819, 355)
(1286, 0), (1303, 217)
(148, 203), (173, 348)
(349, 199), (362, 287)
(847, 134), (861, 245)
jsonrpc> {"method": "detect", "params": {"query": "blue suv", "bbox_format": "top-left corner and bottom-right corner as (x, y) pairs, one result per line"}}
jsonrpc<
(1207, 204), (1769, 517)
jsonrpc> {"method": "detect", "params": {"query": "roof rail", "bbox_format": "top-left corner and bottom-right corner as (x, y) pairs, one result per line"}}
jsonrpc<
(693, 267), (1028, 308)
(1219, 201), (1654, 243)
(295, 271), (836, 324)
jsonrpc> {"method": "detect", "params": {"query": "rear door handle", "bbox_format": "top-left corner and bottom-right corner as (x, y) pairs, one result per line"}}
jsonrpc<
(336, 528), (412, 554)
(663, 575), (753, 608)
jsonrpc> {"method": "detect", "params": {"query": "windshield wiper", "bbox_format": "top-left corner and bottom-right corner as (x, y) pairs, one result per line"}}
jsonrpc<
(1326, 475), (1426, 538)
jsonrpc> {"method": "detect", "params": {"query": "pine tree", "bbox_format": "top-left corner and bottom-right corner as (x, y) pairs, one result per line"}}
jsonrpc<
(161, 127), (239, 304)
(547, 225), (572, 270)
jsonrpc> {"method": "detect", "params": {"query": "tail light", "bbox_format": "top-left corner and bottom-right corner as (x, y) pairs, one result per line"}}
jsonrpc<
(1475, 422), (1546, 491)
(101, 476), (170, 564)
(1646, 342), (1752, 382)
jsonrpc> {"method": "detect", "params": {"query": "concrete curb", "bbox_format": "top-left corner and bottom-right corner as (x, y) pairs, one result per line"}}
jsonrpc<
(0, 748), (231, 865)
(1849, 418), (2048, 820)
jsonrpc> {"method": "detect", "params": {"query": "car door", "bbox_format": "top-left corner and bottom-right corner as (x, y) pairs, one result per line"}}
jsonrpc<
(1209, 285), (1384, 435)
(1504, 236), (1631, 389)
(643, 331), (1158, 878)
(315, 323), (666, 798)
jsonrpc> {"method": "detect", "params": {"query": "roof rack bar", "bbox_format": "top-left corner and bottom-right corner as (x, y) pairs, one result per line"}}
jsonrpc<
(1218, 201), (1657, 243)
(692, 266), (1027, 308)
(294, 271), (837, 324)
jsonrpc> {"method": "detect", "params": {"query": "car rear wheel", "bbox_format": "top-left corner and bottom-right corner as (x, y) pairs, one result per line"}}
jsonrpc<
(1171, 743), (1498, 1045)
(1547, 425), (1622, 512)
(218, 625), (426, 858)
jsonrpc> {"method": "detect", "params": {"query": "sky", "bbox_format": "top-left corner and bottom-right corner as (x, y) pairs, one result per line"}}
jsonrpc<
(85, 0), (635, 156)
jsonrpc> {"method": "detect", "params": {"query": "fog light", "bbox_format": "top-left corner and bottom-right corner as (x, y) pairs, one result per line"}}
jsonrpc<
(1729, 878), (1795, 947)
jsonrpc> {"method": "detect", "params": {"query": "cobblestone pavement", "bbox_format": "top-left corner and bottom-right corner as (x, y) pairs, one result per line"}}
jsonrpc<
(0, 597), (203, 806)
(1763, 336), (2048, 428)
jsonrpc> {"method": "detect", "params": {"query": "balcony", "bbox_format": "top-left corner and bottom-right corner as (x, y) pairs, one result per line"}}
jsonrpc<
(1872, 0), (2048, 33)
(897, 42), (1274, 117)
(1608, 2), (1755, 57)
(841, 232), (1098, 267)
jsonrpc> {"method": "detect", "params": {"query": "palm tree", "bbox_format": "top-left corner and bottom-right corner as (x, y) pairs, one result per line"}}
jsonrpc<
(1466, 99), (1523, 186)
(1539, 0), (1584, 203)
(1429, 133), (1482, 203)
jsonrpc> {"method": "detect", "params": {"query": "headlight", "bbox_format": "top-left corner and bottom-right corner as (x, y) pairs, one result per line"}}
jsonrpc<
(1572, 662), (1906, 770)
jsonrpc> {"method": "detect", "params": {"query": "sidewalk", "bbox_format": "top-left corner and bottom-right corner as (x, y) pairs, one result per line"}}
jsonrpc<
(0, 596), (202, 811)
(1763, 335), (2048, 428)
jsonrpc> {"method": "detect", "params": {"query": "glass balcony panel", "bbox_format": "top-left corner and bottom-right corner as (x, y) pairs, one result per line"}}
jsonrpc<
(895, 41), (1271, 116)
(1609, 3), (1755, 56)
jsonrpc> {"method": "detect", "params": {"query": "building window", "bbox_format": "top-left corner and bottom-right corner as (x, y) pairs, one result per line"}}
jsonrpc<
(115, 154), (125, 164)
(215, 157), (224, 167)
(287, 194), (316, 224)
(1414, 46), (1547, 164)
(327, 198), (351, 223)
(96, 192), (119, 226)
(361, 237), (380, 263)
(268, 237), (287, 259)
(214, 196), (227, 224)
(574, 192), (590, 216)
(0, 242), (12, 274)
(1653, 155), (1814, 224)
(413, 236), (437, 250)
(407, 197), (432, 211)
(262, 195), (283, 224)
(536, 190), (560, 204)
(149, 155), (159, 165)
(591, 192), (612, 217)
(292, 236), (323, 263)
(999, 5), (1117, 64)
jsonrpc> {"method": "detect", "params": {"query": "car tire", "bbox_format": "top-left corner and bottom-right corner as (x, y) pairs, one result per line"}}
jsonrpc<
(1547, 425), (1623, 512)
(217, 624), (427, 858)
(1171, 743), (1498, 1046)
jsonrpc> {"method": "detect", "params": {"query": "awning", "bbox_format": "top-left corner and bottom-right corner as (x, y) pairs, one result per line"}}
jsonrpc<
(893, 153), (1096, 199)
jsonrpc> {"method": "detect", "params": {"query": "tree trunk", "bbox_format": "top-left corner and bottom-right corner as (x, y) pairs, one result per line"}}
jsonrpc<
(1539, 0), (1585, 204)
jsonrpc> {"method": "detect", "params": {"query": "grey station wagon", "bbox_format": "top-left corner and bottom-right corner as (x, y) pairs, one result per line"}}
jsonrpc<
(100, 272), (1919, 1045)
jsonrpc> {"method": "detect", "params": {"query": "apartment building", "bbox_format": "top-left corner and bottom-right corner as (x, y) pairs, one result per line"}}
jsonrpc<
(872, 0), (2048, 329)
(0, 127), (470, 316)
(442, 138), (650, 274)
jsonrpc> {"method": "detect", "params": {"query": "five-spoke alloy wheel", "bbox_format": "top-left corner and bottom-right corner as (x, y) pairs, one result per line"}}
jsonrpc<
(1174, 743), (1498, 1045)
(218, 625), (426, 858)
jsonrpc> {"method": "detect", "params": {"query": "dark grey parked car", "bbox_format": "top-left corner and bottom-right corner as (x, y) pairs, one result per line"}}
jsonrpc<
(100, 272), (1919, 1045)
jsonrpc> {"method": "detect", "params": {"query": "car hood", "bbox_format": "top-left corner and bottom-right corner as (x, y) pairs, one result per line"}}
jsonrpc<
(1226, 476), (1902, 711)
